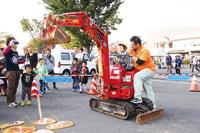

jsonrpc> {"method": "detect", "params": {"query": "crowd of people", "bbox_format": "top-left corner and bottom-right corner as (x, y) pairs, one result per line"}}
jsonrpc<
(0, 36), (158, 110)
(71, 59), (89, 93)
(166, 53), (183, 74)
(165, 53), (200, 75)
(0, 36), (92, 108)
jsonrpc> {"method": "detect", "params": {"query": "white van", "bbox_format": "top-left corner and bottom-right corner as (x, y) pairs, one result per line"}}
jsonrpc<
(51, 46), (96, 75)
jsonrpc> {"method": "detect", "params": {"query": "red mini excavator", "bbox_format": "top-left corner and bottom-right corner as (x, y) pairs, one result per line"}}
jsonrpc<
(42, 12), (164, 124)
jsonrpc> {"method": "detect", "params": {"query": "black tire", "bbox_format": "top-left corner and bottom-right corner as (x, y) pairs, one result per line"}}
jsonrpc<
(90, 69), (96, 76)
(62, 69), (70, 76)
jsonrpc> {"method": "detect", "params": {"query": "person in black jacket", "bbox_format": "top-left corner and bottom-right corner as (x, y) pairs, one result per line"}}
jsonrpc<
(20, 64), (34, 106)
(175, 55), (182, 74)
(25, 46), (38, 69)
(3, 37), (25, 108)
(166, 53), (173, 74)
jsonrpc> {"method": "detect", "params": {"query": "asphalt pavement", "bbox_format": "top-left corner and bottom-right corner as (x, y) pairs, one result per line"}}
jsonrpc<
(0, 69), (200, 133)
(154, 66), (200, 82)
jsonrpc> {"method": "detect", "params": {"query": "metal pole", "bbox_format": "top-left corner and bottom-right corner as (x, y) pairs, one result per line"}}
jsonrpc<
(37, 95), (43, 119)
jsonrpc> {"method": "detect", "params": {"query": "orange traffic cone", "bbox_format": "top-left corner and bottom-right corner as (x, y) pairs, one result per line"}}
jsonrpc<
(85, 74), (99, 95)
(190, 75), (200, 92)
(31, 79), (39, 98)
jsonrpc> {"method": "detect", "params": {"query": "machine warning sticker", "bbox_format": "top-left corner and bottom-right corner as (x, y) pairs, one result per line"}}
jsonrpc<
(110, 76), (120, 79)
(113, 70), (120, 74)
(123, 75), (132, 82)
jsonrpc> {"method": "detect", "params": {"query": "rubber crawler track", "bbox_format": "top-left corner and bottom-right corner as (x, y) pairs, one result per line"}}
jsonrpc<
(89, 98), (153, 120)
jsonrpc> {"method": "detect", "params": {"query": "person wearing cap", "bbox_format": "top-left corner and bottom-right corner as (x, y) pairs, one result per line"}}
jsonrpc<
(3, 37), (24, 108)
(128, 36), (156, 108)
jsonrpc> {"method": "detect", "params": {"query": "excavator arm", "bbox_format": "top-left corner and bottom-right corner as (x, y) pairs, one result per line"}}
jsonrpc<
(44, 12), (106, 47)
(42, 11), (110, 90)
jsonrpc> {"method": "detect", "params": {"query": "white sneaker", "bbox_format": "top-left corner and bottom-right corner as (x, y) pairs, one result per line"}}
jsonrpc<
(8, 102), (18, 108)
(8, 103), (14, 108)
(14, 102), (19, 106)
(79, 89), (83, 93)
(130, 98), (143, 104)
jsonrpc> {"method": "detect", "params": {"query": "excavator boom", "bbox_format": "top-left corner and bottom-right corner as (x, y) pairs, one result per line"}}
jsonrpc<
(43, 11), (110, 88)
(42, 11), (164, 124)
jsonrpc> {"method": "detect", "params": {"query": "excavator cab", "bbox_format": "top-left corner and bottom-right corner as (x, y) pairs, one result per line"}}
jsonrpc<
(107, 54), (136, 99)
(110, 54), (134, 71)
(118, 54), (134, 71)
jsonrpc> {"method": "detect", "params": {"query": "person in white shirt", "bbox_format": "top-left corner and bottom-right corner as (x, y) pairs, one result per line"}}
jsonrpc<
(45, 48), (58, 90)
(191, 56), (199, 73)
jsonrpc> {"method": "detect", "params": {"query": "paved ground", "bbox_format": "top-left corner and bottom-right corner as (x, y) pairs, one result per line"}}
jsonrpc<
(0, 76), (200, 133)
(154, 67), (200, 82)
(156, 65), (198, 75)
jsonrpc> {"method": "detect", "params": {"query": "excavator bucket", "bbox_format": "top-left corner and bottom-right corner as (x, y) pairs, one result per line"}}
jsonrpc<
(43, 25), (71, 48)
(136, 107), (164, 124)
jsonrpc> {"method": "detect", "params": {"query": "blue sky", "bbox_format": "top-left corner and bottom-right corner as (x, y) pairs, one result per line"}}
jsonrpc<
(0, 0), (200, 53)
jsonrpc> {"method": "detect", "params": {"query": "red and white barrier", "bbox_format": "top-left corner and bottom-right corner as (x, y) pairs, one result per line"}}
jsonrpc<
(31, 79), (39, 98)
(85, 74), (99, 95)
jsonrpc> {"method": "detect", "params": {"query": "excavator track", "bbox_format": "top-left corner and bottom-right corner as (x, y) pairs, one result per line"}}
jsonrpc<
(89, 98), (153, 120)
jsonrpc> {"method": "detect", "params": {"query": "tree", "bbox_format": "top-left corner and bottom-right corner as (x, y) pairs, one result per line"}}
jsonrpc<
(20, 18), (44, 52)
(28, 37), (43, 53)
(20, 18), (43, 40)
(0, 32), (12, 48)
(61, 30), (82, 49)
(20, 17), (79, 52)
(43, 0), (123, 52)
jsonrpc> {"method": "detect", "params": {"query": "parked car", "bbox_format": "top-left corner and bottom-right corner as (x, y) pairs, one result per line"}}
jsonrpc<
(51, 48), (96, 75)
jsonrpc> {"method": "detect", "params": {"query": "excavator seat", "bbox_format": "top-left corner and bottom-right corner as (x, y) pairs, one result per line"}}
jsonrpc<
(118, 55), (134, 71)
(125, 66), (134, 71)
